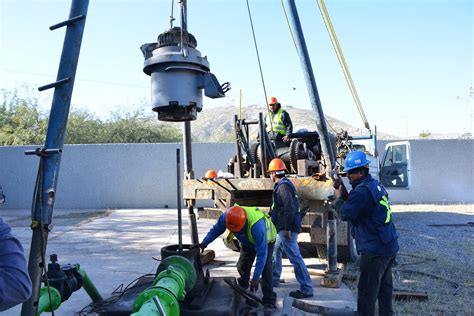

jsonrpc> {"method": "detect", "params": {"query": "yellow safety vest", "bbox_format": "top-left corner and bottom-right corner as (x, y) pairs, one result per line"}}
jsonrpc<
(227, 205), (277, 244)
(268, 108), (287, 136)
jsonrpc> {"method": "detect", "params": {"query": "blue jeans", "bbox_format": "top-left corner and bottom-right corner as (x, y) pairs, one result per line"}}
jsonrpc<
(273, 231), (313, 295)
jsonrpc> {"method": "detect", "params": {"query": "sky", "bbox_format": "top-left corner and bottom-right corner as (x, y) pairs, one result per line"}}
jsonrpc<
(0, 0), (472, 138)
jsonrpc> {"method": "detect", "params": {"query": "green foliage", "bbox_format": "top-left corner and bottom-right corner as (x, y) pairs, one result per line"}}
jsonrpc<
(0, 88), (182, 145)
(419, 130), (431, 138)
(0, 89), (47, 145)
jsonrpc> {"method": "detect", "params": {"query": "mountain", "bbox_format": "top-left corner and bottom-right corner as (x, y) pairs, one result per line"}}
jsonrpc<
(164, 105), (397, 142)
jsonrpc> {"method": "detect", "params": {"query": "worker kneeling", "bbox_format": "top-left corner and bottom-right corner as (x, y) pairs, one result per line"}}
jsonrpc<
(194, 205), (277, 312)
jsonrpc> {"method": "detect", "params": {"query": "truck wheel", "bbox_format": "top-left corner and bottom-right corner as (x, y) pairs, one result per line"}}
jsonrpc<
(222, 230), (241, 252)
(315, 224), (358, 263)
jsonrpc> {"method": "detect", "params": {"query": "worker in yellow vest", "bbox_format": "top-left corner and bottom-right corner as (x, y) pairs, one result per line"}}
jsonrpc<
(266, 96), (293, 147)
(194, 205), (277, 312)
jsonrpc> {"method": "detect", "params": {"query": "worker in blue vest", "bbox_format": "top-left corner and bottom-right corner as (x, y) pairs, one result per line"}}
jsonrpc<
(333, 151), (399, 316)
(268, 158), (314, 299)
(266, 96), (293, 147)
(0, 217), (32, 312)
(195, 205), (277, 312)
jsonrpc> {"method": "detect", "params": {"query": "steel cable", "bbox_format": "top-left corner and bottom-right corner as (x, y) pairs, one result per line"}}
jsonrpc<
(316, 0), (370, 131)
(245, 0), (273, 131)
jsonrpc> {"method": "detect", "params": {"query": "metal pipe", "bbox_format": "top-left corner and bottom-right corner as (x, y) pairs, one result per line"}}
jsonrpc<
(327, 210), (338, 272)
(179, 0), (187, 32)
(259, 112), (267, 177)
(132, 256), (196, 316)
(182, 122), (199, 245)
(183, 122), (193, 179)
(77, 266), (103, 303)
(234, 115), (244, 178)
(22, 1), (89, 314)
(285, 0), (336, 172)
(176, 148), (183, 251)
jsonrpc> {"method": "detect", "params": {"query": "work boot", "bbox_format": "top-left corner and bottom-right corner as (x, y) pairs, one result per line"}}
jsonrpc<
(237, 277), (249, 290)
(264, 304), (277, 316)
(289, 290), (313, 299)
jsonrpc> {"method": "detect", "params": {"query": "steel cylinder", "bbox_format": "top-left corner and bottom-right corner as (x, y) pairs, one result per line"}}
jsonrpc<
(132, 255), (196, 316)
(143, 45), (209, 121)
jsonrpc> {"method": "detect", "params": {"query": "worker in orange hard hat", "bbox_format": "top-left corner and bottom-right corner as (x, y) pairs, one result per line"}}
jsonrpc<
(204, 169), (217, 179)
(268, 158), (314, 299)
(193, 205), (278, 312)
(266, 96), (293, 147)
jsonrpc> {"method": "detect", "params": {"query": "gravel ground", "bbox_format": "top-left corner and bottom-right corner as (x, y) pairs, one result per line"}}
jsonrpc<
(342, 204), (474, 315)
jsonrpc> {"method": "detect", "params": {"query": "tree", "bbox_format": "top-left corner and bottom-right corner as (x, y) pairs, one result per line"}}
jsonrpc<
(0, 88), (47, 145)
(0, 88), (182, 145)
(419, 130), (431, 138)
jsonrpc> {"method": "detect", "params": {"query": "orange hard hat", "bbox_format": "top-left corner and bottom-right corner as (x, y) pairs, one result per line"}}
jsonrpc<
(268, 158), (287, 172)
(225, 206), (247, 232)
(268, 96), (278, 105)
(205, 169), (217, 179)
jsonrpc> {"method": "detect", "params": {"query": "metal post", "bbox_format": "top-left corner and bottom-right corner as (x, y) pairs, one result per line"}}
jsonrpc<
(285, 0), (336, 171)
(183, 122), (199, 245)
(234, 115), (244, 178)
(176, 148), (183, 251)
(22, 1), (89, 314)
(78, 266), (103, 303)
(259, 112), (267, 177)
(327, 210), (338, 272)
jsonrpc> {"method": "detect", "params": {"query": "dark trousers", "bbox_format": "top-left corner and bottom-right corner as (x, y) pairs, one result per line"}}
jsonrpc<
(237, 243), (276, 306)
(358, 253), (395, 316)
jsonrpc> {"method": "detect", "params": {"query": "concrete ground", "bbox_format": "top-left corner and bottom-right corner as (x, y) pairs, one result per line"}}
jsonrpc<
(2, 208), (356, 315)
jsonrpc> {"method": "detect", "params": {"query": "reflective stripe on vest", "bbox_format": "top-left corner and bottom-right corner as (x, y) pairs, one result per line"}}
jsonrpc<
(242, 206), (277, 243)
(379, 195), (392, 224)
(268, 109), (286, 135)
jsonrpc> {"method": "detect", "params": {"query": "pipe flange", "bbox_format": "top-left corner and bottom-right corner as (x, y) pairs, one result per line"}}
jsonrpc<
(156, 255), (196, 292)
(133, 287), (179, 315)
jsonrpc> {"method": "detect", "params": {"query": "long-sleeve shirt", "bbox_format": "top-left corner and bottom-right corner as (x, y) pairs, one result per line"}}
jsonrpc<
(270, 177), (301, 233)
(0, 217), (32, 311)
(334, 174), (399, 256)
(201, 213), (268, 281)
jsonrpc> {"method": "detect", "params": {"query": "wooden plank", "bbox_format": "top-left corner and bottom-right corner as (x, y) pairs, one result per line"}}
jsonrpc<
(393, 290), (428, 301)
(200, 249), (215, 265)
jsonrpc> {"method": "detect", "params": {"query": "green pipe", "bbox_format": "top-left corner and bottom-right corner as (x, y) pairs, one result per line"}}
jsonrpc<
(77, 264), (103, 303)
(132, 255), (197, 316)
(37, 287), (61, 315)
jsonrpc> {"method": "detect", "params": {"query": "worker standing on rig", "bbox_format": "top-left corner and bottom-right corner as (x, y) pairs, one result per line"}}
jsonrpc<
(266, 96), (293, 147)
(194, 205), (278, 312)
(268, 158), (314, 299)
(333, 151), (399, 316)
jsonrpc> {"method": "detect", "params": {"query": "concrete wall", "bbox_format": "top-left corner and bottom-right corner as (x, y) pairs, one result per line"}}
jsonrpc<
(0, 139), (472, 209)
(0, 143), (234, 209)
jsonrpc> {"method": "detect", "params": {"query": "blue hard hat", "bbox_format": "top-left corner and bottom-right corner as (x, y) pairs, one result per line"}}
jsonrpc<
(343, 151), (371, 172)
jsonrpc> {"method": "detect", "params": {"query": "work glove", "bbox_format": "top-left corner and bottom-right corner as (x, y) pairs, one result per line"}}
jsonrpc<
(332, 177), (343, 190)
(284, 230), (292, 240)
(250, 278), (259, 292)
(191, 243), (206, 253)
